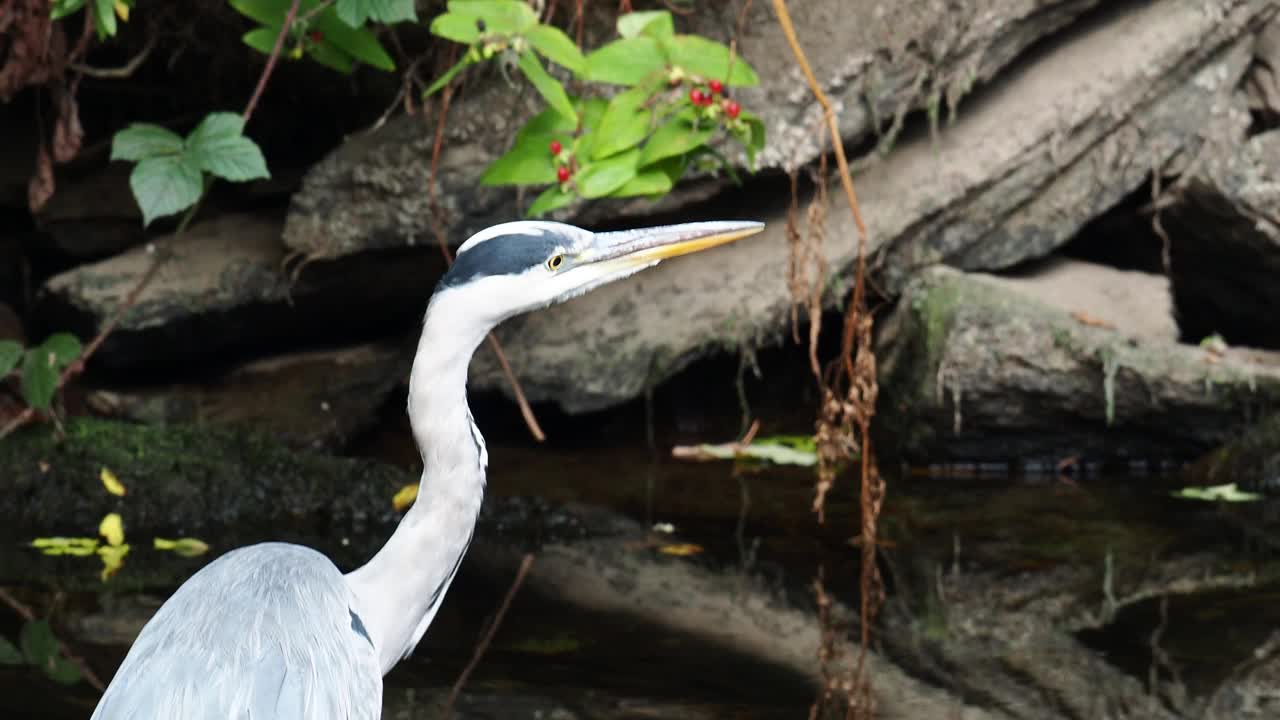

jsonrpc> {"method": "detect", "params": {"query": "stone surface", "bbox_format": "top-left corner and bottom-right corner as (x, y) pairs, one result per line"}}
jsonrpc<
(874, 266), (1280, 463)
(34, 212), (444, 373)
(1165, 129), (1280, 348)
(462, 0), (1273, 413)
(32, 163), (145, 261)
(85, 342), (410, 452)
(281, 0), (1103, 260)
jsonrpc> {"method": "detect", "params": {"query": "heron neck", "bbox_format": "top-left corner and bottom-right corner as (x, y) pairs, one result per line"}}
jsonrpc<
(346, 294), (491, 674)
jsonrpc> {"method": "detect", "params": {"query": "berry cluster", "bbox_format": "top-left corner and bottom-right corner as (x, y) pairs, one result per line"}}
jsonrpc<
(687, 78), (741, 119)
(550, 140), (571, 184)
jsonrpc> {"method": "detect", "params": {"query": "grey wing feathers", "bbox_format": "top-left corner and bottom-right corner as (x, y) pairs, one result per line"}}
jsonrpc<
(91, 543), (382, 720)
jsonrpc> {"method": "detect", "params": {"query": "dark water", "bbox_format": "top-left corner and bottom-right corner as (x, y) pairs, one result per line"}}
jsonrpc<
(3, 424), (1278, 718)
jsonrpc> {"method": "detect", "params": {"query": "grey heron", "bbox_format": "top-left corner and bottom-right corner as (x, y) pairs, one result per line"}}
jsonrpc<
(90, 218), (765, 719)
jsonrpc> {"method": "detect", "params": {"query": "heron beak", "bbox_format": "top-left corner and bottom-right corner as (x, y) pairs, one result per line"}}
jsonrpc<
(587, 220), (766, 268)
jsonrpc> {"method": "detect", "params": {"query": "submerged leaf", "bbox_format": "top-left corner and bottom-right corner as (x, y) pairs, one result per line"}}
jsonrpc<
(153, 537), (211, 557)
(670, 437), (818, 466)
(99, 513), (125, 547)
(1172, 483), (1263, 503)
(657, 543), (703, 557)
(97, 544), (130, 582)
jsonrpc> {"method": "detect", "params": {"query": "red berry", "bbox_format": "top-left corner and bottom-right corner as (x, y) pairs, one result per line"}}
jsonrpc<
(689, 88), (705, 106)
(708, 79), (724, 95)
(549, 140), (562, 155)
(556, 166), (571, 183)
(724, 100), (741, 119)
(308, 30), (323, 43)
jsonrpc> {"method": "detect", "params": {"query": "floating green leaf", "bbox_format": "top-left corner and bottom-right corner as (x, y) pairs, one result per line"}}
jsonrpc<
(110, 124), (184, 162)
(526, 24), (585, 73)
(527, 185), (575, 218)
(516, 51), (577, 124)
(592, 87), (651, 160)
(672, 436), (818, 466)
(446, 0), (537, 34)
(1172, 483), (1263, 503)
(429, 12), (482, 44)
(578, 149), (640, 198)
(129, 155), (204, 226)
(0, 340), (22, 377)
(638, 109), (714, 166)
(21, 348), (58, 410)
(335, 0), (416, 26)
(664, 35), (758, 86)
(617, 10), (673, 40)
(584, 36), (666, 86)
(185, 113), (270, 182)
(481, 136), (558, 186)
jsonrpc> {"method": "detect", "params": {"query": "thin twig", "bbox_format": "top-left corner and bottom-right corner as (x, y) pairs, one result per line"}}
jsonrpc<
(423, 48), (546, 442)
(442, 553), (535, 718)
(69, 35), (156, 79)
(0, 587), (105, 692)
(243, 0), (303, 126)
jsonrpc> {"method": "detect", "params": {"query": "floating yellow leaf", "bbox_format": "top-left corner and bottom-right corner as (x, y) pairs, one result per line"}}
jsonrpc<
(154, 537), (210, 558)
(98, 513), (125, 547)
(31, 537), (99, 556)
(114, 1), (129, 21)
(97, 544), (130, 582)
(392, 484), (418, 512)
(100, 467), (126, 496)
(657, 543), (704, 557)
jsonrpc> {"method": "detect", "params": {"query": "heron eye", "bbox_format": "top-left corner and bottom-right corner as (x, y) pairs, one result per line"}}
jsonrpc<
(547, 254), (565, 271)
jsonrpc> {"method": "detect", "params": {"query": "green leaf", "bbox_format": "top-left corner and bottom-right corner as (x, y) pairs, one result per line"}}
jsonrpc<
(21, 349), (59, 410)
(584, 36), (666, 86)
(423, 53), (478, 97)
(1172, 482), (1263, 503)
(335, 0), (416, 26)
(45, 656), (82, 685)
(515, 106), (578, 142)
(185, 113), (270, 183)
(0, 340), (23, 378)
(306, 40), (358, 74)
(591, 88), (651, 160)
(0, 635), (22, 665)
(610, 166), (673, 198)
(39, 334), (82, 368)
(430, 12), (482, 44)
(19, 620), (58, 666)
(317, 17), (397, 71)
(93, 0), (117, 37)
(110, 124), (184, 162)
(130, 155), (203, 227)
(241, 27), (279, 56)
(228, 0), (287, 27)
(526, 185), (575, 218)
(617, 10), (673, 39)
(50, 0), (87, 20)
(516, 51), (577, 124)
(480, 135), (558, 186)
(577, 149), (640, 198)
(447, 0), (538, 34)
(735, 109), (766, 166)
(526, 24), (584, 74)
(638, 109), (714, 166)
(664, 35), (758, 86)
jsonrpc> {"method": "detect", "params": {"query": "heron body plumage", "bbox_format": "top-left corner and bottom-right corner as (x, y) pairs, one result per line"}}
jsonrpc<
(90, 219), (763, 719)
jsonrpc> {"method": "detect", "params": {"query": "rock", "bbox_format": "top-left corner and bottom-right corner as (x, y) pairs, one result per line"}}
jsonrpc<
(462, 0), (1273, 414)
(1165, 130), (1280, 349)
(0, 226), (23, 308)
(84, 342), (410, 452)
(874, 265), (1280, 463)
(33, 212), (445, 373)
(282, 0), (1104, 260)
(1184, 410), (1280, 493)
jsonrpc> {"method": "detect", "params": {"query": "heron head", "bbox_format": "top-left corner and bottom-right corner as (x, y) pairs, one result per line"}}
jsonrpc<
(430, 219), (765, 324)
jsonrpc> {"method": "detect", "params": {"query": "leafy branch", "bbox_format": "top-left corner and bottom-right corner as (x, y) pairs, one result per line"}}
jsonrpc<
(423, 2), (766, 217)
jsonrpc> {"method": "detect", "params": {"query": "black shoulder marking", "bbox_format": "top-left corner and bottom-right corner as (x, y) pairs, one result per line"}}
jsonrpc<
(349, 608), (373, 648)
(438, 232), (561, 289)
